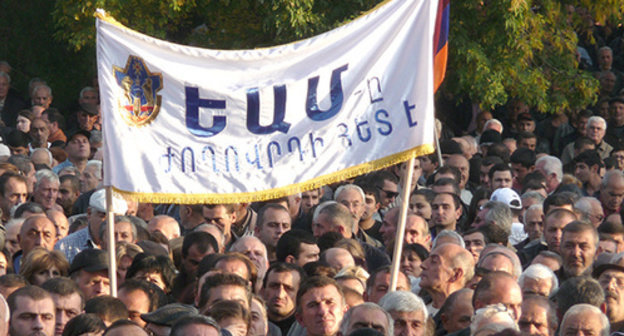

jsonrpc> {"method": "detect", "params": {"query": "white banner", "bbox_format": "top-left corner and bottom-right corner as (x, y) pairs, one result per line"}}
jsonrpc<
(96, 0), (436, 203)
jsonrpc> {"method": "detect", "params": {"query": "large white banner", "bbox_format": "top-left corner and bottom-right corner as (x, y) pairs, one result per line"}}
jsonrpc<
(96, 0), (436, 203)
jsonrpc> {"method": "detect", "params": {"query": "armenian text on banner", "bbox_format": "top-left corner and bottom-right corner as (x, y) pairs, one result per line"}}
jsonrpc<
(96, 0), (438, 204)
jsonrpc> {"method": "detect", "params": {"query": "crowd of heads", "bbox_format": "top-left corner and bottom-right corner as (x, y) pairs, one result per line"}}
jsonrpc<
(4, 6), (624, 336)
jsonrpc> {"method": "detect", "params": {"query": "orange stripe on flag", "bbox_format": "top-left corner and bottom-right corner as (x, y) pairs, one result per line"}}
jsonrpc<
(433, 44), (447, 92)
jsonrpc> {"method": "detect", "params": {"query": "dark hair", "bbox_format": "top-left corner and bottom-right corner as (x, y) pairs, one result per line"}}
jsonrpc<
(467, 187), (491, 225)
(7, 285), (52, 314)
(435, 166), (461, 185)
(276, 229), (317, 262)
(182, 231), (218, 258)
(207, 300), (251, 328)
(0, 274), (28, 289)
(13, 202), (45, 218)
(574, 150), (603, 168)
(598, 220), (624, 235)
(257, 203), (290, 228)
(487, 143), (511, 163)
(171, 315), (220, 336)
(102, 319), (143, 335)
(479, 223), (508, 245)
(516, 131), (537, 142)
(296, 276), (343, 313)
(198, 273), (251, 310)
(0, 172), (26, 196)
(125, 254), (176, 293)
(434, 192), (462, 210)
(43, 107), (66, 130)
(302, 261), (336, 278)
(481, 156), (504, 167)
(543, 192), (576, 214)
(510, 148), (536, 168)
(369, 170), (398, 189)
(553, 276), (604, 316)
(488, 163), (512, 180)
(432, 178), (461, 195)
(574, 137), (595, 150)
(62, 313), (106, 336)
(473, 271), (515, 307)
(263, 262), (305, 289)
(317, 231), (344, 252)
(118, 279), (159, 312)
(41, 277), (85, 310)
(84, 296), (129, 324)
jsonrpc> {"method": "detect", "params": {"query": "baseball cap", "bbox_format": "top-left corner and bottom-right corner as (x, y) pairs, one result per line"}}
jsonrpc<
(490, 187), (522, 210)
(69, 248), (109, 275)
(89, 189), (128, 215)
(67, 130), (91, 143)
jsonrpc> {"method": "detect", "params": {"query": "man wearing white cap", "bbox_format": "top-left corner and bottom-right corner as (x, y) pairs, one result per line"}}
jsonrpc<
(54, 188), (128, 262)
(490, 188), (528, 246)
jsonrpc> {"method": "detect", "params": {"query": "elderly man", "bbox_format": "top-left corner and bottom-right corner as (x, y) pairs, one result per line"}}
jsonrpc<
(473, 272), (523, 323)
(55, 189), (128, 262)
(600, 170), (624, 217)
(562, 116), (612, 164)
(32, 85), (53, 109)
(99, 216), (138, 245)
(312, 202), (389, 271)
(438, 289), (473, 335)
(364, 266), (410, 304)
(8, 286), (56, 336)
(595, 252), (624, 333)
(335, 184), (382, 248)
(518, 264), (558, 298)
(379, 291), (428, 336)
(147, 215), (180, 241)
(338, 303), (393, 336)
(419, 243), (474, 317)
(518, 295), (557, 336)
(534, 155), (563, 194)
(575, 197), (605, 228)
(379, 209), (430, 249)
(559, 221), (598, 280)
(559, 304), (610, 336)
(32, 170), (60, 211)
(69, 249), (110, 300)
(295, 276), (347, 336)
(14, 215), (57, 273)
(230, 235), (270, 293)
(445, 154), (472, 204)
(254, 204), (291, 261)
(79, 160), (102, 194)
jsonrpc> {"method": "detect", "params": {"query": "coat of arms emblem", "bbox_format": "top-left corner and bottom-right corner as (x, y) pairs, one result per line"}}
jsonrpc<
(113, 56), (163, 126)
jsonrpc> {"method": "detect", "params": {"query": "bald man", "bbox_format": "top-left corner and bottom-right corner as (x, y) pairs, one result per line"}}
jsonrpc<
(147, 215), (180, 241)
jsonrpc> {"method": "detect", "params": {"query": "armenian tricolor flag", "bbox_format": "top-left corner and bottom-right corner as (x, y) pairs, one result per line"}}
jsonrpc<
(433, 0), (449, 91)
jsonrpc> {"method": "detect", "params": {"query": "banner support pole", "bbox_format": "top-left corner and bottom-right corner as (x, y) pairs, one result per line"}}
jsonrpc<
(389, 156), (415, 291)
(433, 121), (444, 167)
(105, 186), (118, 297)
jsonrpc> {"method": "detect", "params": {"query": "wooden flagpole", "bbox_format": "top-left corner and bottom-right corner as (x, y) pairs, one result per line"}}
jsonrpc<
(105, 186), (117, 297)
(389, 156), (415, 291)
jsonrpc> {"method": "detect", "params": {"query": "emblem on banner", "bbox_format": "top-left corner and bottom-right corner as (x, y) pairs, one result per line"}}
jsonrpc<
(113, 56), (163, 126)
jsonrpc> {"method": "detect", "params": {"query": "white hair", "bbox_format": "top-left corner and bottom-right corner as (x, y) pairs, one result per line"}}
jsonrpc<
(334, 184), (366, 203)
(79, 86), (97, 99)
(33, 84), (52, 96)
(312, 201), (337, 222)
(432, 230), (466, 249)
(34, 169), (59, 189)
(470, 304), (518, 335)
(484, 119), (504, 133)
(518, 264), (559, 295)
(30, 148), (54, 167)
(561, 304), (609, 336)
(587, 116), (607, 131)
(85, 160), (103, 180)
(0, 71), (9, 84)
(523, 204), (543, 224)
(379, 291), (428, 320)
(535, 155), (563, 182)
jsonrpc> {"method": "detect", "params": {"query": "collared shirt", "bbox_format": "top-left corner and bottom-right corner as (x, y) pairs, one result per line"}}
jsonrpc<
(52, 158), (75, 174)
(54, 227), (97, 263)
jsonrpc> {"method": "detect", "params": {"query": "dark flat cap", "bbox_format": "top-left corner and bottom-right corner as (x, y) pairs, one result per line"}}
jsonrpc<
(69, 248), (109, 275)
(141, 303), (199, 326)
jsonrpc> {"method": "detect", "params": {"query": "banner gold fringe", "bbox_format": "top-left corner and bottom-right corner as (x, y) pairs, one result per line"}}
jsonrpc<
(112, 143), (434, 204)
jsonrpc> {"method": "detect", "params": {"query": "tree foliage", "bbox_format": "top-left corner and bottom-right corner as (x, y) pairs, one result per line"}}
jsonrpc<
(44, 0), (624, 114)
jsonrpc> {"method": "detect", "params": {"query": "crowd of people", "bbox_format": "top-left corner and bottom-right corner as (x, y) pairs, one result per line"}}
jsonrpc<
(3, 7), (624, 336)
